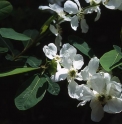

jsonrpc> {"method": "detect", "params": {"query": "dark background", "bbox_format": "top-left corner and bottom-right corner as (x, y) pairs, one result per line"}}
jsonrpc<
(0, 0), (122, 124)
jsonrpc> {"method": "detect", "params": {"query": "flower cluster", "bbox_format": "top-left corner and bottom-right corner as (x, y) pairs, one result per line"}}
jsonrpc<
(39, 0), (122, 122)
(39, 0), (122, 49)
(43, 43), (122, 122)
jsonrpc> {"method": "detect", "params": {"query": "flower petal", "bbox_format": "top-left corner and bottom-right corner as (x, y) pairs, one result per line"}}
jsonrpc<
(80, 66), (89, 80)
(49, 24), (58, 36)
(60, 43), (77, 60)
(73, 54), (84, 70)
(94, 6), (101, 21)
(104, 98), (122, 113)
(90, 99), (104, 122)
(103, 0), (122, 9)
(64, 1), (79, 14)
(68, 80), (83, 99)
(43, 43), (57, 59)
(80, 18), (89, 33)
(51, 68), (68, 82)
(89, 73), (106, 94)
(88, 57), (99, 75)
(70, 15), (79, 31)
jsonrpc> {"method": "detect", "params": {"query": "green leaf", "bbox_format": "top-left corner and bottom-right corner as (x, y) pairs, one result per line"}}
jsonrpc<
(45, 75), (60, 95)
(113, 45), (122, 56)
(100, 50), (122, 72)
(40, 15), (56, 35)
(0, 47), (8, 53)
(0, 28), (31, 41)
(23, 29), (39, 48)
(0, 36), (16, 56)
(0, 67), (39, 77)
(68, 35), (94, 58)
(26, 56), (42, 67)
(15, 75), (47, 110)
(0, 1), (13, 20)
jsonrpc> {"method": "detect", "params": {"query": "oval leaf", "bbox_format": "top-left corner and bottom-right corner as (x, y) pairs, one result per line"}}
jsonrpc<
(0, 67), (39, 77)
(26, 56), (42, 67)
(15, 75), (47, 110)
(45, 75), (60, 95)
(0, 28), (31, 41)
(68, 35), (94, 58)
(0, 1), (13, 20)
(100, 50), (122, 72)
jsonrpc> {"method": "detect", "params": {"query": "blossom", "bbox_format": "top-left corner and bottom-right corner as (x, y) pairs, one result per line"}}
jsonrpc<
(64, 0), (89, 33)
(75, 72), (122, 122)
(51, 43), (84, 82)
(39, 3), (70, 21)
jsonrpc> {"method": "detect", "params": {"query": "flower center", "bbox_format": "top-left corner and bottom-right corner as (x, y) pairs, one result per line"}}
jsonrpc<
(77, 10), (84, 20)
(54, 55), (61, 62)
(68, 69), (77, 78)
(97, 94), (112, 104)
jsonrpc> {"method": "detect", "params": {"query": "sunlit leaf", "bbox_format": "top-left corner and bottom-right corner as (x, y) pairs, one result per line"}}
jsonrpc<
(26, 56), (42, 67)
(40, 15), (56, 35)
(0, 28), (31, 41)
(68, 35), (94, 58)
(0, 1), (13, 20)
(0, 67), (39, 77)
(48, 60), (57, 75)
(113, 45), (122, 56)
(100, 50), (122, 72)
(45, 74), (60, 95)
(15, 75), (47, 110)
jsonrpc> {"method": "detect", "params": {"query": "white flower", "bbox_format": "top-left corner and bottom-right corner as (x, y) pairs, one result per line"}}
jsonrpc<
(76, 72), (122, 122)
(39, 3), (71, 21)
(51, 43), (84, 82)
(49, 24), (62, 51)
(43, 43), (62, 70)
(102, 0), (122, 9)
(64, 0), (89, 33)
(80, 57), (99, 82)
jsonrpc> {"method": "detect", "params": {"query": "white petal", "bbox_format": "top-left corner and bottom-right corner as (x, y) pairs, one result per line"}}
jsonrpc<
(80, 66), (89, 81)
(60, 43), (77, 60)
(104, 98), (122, 113)
(71, 15), (79, 31)
(49, 24), (58, 36)
(94, 6), (101, 21)
(88, 57), (99, 75)
(43, 43), (57, 59)
(111, 76), (120, 83)
(80, 18), (89, 33)
(90, 99), (104, 122)
(39, 6), (52, 10)
(74, 0), (81, 9)
(103, 0), (122, 9)
(68, 80), (83, 99)
(51, 68), (68, 82)
(75, 72), (83, 81)
(73, 54), (84, 70)
(61, 56), (72, 69)
(64, 1), (79, 14)
(49, 4), (63, 13)
(89, 73), (106, 94)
